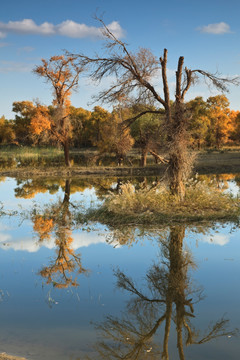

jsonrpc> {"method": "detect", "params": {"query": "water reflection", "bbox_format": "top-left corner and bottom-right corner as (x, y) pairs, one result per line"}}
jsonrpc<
(14, 176), (121, 199)
(1, 173), (239, 203)
(88, 225), (238, 359)
(0, 176), (239, 359)
(31, 179), (87, 288)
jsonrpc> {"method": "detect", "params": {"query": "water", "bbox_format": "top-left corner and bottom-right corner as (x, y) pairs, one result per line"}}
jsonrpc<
(0, 176), (240, 359)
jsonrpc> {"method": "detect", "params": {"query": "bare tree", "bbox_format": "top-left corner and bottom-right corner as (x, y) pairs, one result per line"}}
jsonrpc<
(73, 18), (239, 200)
(85, 226), (238, 360)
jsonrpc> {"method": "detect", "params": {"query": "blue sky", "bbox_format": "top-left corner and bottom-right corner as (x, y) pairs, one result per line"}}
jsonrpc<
(1, 0), (240, 118)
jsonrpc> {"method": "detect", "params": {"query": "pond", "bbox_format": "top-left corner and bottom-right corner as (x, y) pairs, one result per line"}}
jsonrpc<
(0, 175), (240, 359)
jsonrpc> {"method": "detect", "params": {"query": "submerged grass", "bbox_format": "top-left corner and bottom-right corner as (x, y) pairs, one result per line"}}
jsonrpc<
(80, 179), (240, 225)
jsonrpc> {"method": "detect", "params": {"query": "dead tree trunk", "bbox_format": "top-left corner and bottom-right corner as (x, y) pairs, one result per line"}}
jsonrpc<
(160, 53), (189, 200)
(161, 54), (193, 200)
(149, 150), (169, 164)
(168, 102), (188, 200)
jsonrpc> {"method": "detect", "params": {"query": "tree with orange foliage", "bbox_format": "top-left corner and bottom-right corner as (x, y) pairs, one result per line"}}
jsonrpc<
(206, 95), (233, 149)
(228, 110), (240, 143)
(32, 55), (84, 166)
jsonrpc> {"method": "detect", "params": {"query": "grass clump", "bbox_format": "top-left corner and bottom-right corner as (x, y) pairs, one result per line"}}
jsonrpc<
(82, 179), (240, 225)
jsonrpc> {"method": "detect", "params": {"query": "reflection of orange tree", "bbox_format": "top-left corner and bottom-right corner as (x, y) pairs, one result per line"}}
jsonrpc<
(14, 176), (119, 200)
(32, 179), (87, 288)
(88, 226), (238, 359)
(198, 173), (236, 192)
(15, 178), (62, 199)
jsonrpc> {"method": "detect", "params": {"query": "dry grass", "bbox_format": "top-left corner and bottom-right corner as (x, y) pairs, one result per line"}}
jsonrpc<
(81, 179), (240, 225)
(0, 354), (27, 360)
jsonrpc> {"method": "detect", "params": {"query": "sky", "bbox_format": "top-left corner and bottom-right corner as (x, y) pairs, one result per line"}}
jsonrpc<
(1, 0), (240, 119)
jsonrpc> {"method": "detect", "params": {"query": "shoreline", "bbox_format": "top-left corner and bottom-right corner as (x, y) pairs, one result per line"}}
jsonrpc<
(0, 354), (27, 360)
(0, 151), (240, 178)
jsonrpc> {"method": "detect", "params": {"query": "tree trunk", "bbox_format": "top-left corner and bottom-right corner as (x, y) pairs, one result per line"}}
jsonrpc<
(197, 139), (201, 150)
(141, 148), (147, 167)
(63, 179), (71, 203)
(216, 132), (220, 149)
(162, 299), (172, 360)
(63, 140), (71, 167)
(169, 226), (186, 360)
(168, 153), (186, 201)
(117, 154), (124, 166)
(168, 104), (188, 202)
(167, 56), (193, 201)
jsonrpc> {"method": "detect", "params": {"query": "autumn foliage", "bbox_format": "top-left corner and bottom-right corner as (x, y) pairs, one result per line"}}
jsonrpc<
(2, 93), (240, 168)
(30, 105), (51, 135)
(32, 55), (83, 166)
(33, 215), (54, 241)
(31, 180), (87, 289)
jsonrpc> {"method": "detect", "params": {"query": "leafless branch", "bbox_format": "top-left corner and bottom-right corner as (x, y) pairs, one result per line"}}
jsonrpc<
(192, 70), (240, 92)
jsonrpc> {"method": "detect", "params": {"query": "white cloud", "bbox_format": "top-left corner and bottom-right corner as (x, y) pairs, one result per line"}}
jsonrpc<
(0, 19), (125, 39)
(201, 233), (230, 246)
(0, 236), (41, 252)
(197, 22), (232, 35)
(0, 19), (55, 36)
(107, 21), (125, 39)
(71, 232), (107, 249)
(0, 231), (108, 253)
(0, 232), (11, 243)
(56, 21), (98, 38)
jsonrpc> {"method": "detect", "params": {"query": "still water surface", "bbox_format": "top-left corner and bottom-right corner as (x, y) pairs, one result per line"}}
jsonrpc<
(0, 175), (240, 359)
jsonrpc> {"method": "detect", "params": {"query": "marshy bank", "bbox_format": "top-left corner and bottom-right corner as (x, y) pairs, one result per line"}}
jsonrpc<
(1, 147), (240, 177)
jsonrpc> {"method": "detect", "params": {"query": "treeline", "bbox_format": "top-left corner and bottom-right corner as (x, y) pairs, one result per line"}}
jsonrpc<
(0, 94), (240, 164)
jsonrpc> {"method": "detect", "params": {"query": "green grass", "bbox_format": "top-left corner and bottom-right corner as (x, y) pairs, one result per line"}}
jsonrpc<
(79, 179), (240, 225)
(0, 146), (68, 169)
(0, 145), (62, 157)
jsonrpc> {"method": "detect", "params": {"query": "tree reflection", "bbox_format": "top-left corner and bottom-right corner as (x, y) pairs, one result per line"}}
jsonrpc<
(14, 176), (162, 200)
(32, 179), (87, 288)
(88, 225), (238, 359)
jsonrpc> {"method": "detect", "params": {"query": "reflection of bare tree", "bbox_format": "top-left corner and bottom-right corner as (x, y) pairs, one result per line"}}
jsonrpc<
(88, 226), (238, 359)
(32, 179), (87, 288)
